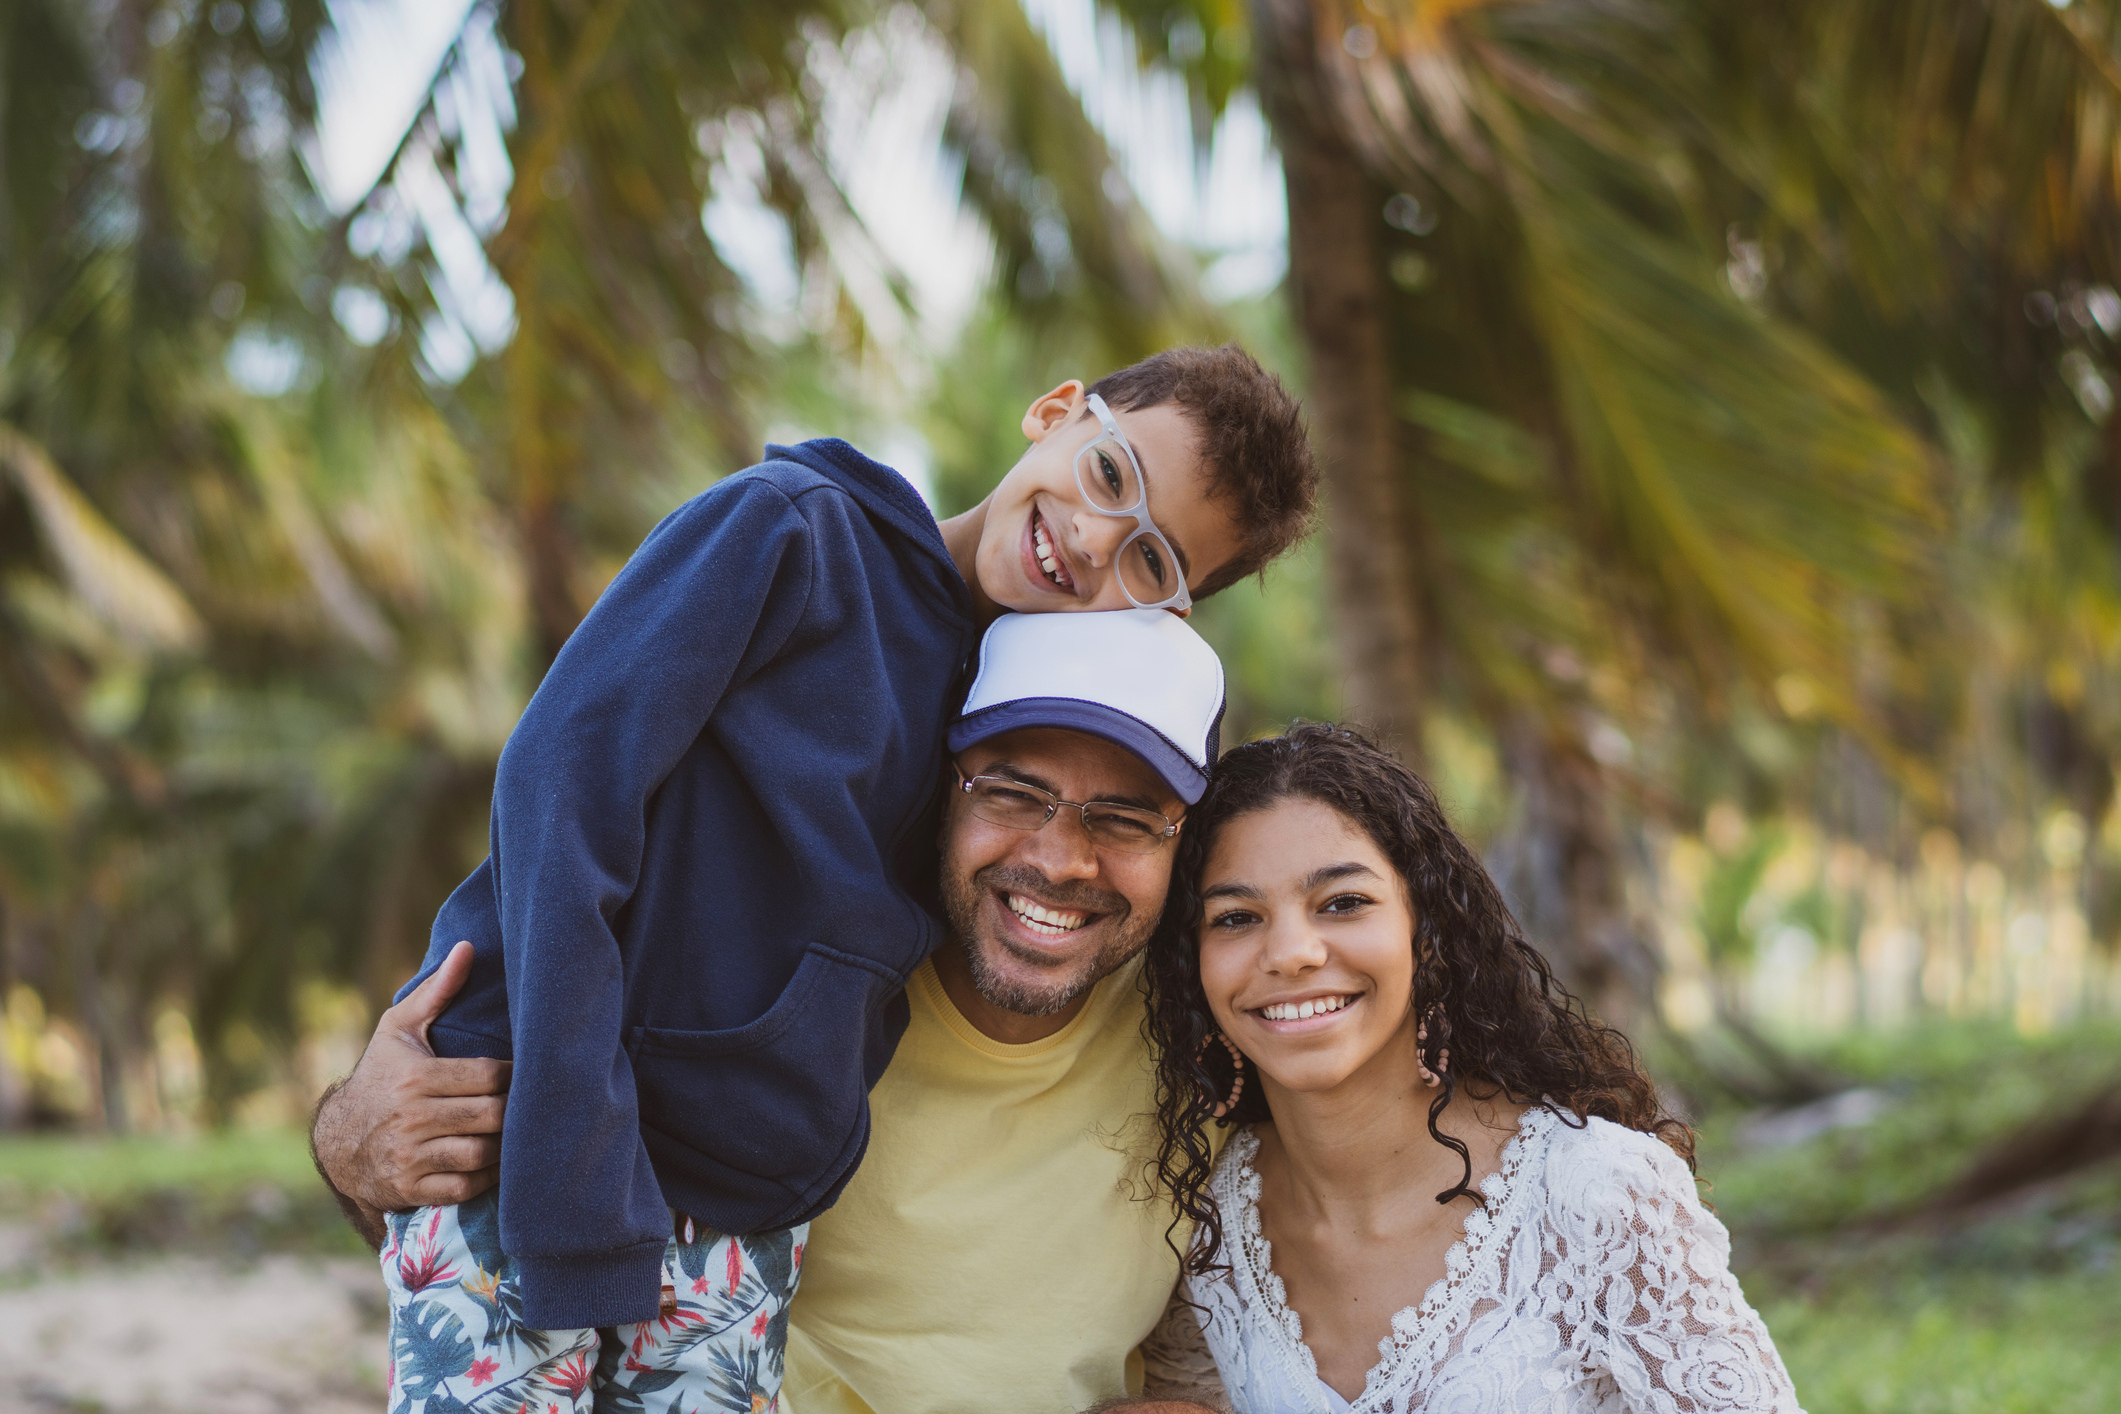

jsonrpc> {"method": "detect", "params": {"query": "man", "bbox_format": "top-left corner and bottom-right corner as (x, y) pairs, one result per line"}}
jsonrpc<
(315, 609), (1232, 1412)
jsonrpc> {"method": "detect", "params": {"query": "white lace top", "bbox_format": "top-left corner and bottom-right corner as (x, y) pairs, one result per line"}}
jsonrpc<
(1165, 1107), (1804, 1414)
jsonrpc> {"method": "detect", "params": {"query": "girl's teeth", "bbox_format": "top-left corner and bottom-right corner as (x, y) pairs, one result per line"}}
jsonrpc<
(1259, 996), (1352, 1022)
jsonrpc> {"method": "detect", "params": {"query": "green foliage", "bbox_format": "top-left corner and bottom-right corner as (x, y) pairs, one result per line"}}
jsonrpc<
(0, 1127), (367, 1258)
(921, 296), (1100, 518)
(1095, 0), (1251, 132)
(1696, 826), (1785, 969)
(1187, 534), (1338, 744)
(0, 1126), (318, 1198)
(1694, 1022), (2121, 1410)
(0, 38), (2114, 1365)
(1315, 0), (1952, 750)
(0, 0), (1208, 1127)
(1764, 1275), (2121, 1414)
(930, 0), (1213, 361)
(1698, 1021), (2121, 1236)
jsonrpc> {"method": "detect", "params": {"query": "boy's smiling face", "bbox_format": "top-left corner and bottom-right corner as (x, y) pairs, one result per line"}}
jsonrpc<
(974, 381), (1245, 616)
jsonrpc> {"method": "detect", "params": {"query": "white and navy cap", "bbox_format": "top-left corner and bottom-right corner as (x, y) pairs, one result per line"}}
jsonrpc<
(946, 609), (1226, 804)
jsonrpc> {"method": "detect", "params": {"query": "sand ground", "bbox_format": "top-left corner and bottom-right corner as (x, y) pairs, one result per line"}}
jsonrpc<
(0, 1239), (386, 1414)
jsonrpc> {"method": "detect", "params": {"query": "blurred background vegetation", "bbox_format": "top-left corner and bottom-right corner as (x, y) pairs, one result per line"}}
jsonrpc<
(1, 0), (2119, 1407)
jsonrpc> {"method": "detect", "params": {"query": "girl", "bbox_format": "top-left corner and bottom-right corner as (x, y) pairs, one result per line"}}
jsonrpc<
(1140, 723), (1802, 1414)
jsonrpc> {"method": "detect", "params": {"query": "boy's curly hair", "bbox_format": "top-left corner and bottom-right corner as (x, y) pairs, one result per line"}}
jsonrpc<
(1141, 721), (1695, 1278)
(1088, 344), (1315, 597)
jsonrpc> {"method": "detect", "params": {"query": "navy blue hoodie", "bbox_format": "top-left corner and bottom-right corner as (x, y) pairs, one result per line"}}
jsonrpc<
(394, 440), (977, 1330)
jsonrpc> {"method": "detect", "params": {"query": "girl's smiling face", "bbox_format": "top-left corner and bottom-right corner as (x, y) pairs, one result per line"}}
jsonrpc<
(1197, 796), (1420, 1097)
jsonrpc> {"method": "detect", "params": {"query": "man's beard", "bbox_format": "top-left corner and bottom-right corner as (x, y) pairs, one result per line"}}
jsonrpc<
(939, 860), (1161, 1017)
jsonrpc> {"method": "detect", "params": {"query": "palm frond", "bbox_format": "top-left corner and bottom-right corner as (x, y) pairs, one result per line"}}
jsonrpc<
(0, 422), (204, 651)
(930, 0), (1219, 363)
(1299, 0), (1945, 735)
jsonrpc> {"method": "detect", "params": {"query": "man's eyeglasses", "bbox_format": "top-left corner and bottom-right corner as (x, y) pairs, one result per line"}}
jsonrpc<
(1073, 392), (1193, 613)
(956, 773), (1180, 854)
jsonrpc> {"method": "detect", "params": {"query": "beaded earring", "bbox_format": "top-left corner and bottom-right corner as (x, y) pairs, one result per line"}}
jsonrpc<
(1199, 1030), (1247, 1117)
(1416, 1006), (1451, 1090)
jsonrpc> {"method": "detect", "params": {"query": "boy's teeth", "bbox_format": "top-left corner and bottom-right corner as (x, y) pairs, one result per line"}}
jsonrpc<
(1034, 522), (1066, 586)
(1007, 894), (1089, 934)
(1259, 995), (1353, 1022)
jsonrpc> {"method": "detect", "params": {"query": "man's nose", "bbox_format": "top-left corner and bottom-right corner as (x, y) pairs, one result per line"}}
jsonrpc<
(1015, 807), (1102, 882)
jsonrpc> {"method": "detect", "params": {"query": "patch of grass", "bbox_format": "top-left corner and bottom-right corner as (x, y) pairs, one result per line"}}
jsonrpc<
(1689, 1020), (2121, 1414)
(1693, 1019), (2121, 1237)
(0, 1127), (365, 1260)
(0, 1127), (320, 1200)
(1763, 1273), (2121, 1414)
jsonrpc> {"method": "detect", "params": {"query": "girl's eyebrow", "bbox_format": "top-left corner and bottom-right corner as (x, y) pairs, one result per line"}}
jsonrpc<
(1304, 861), (1380, 891)
(1204, 862), (1380, 903)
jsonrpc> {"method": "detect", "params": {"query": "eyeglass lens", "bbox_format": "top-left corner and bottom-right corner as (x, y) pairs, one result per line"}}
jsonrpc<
(964, 777), (1169, 852)
(1075, 441), (1179, 603)
(1078, 441), (1140, 511)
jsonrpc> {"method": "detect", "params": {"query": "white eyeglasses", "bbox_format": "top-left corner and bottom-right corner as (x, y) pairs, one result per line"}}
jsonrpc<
(1072, 392), (1193, 612)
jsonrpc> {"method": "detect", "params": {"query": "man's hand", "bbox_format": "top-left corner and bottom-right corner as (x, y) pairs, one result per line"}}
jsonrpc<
(310, 941), (510, 1248)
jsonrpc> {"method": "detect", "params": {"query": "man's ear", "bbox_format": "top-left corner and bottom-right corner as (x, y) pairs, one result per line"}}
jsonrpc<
(1021, 379), (1087, 443)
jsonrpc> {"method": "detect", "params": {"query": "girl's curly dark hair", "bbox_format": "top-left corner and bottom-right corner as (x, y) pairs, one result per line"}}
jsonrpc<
(1142, 722), (1693, 1278)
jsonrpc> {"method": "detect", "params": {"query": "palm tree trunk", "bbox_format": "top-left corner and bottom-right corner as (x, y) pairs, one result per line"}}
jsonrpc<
(1250, 0), (1423, 752)
(496, 0), (601, 672)
(71, 898), (129, 1134)
(1490, 713), (1658, 1031)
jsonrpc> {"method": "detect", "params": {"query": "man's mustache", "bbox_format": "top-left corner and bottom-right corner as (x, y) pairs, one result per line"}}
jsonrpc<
(972, 863), (1128, 919)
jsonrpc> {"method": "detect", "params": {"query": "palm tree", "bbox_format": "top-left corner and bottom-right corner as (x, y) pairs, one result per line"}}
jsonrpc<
(1689, 0), (2121, 865)
(349, 0), (1212, 664)
(1212, 0), (1941, 1031)
(0, 0), (1214, 1121)
(307, 0), (1215, 1005)
(1217, 0), (2121, 1046)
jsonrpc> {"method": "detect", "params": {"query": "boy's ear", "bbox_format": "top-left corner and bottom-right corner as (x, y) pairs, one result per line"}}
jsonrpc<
(1021, 380), (1087, 443)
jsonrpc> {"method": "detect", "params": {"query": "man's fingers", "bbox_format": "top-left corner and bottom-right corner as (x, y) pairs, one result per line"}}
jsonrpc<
(418, 1133), (502, 1175)
(352, 1127), (501, 1213)
(398, 1057), (512, 1101)
(383, 939), (477, 1047)
(408, 1165), (499, 1209)
(390, 1091), (506, 1143)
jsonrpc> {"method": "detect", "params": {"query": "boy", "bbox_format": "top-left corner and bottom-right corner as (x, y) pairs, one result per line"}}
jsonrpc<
(376, 344), (1315, 1411)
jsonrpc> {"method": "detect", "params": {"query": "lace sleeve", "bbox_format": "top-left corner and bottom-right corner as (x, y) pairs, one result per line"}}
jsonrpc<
(1577, 1134), (1805, 1414)
(1138, 1283), (1234, 1412)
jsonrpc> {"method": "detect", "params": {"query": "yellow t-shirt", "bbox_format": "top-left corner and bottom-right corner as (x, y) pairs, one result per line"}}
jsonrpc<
(781, 954), (1186, 1414)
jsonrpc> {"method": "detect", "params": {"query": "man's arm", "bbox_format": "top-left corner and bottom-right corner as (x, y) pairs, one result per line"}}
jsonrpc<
(309, 940), (510, 1249)
(1135, 1280), (1232, 1413)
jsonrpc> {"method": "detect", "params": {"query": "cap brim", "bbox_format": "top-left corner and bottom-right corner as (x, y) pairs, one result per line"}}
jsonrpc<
(945, 698), (1209, 805)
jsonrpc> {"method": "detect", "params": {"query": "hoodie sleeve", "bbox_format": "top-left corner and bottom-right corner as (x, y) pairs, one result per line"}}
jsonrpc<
(489, 474), (816, 1329)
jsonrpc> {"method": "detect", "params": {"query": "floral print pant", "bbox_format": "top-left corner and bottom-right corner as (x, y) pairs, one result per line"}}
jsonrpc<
(381, 1192), (806, 1414)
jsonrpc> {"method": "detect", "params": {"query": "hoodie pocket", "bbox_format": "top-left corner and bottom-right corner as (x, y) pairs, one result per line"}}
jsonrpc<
(627, 945), (897, 1186)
